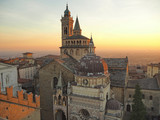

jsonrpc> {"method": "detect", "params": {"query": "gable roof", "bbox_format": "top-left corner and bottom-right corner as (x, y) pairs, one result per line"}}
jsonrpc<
(127, 77), (160, 90)
(104, 57), (128, 68)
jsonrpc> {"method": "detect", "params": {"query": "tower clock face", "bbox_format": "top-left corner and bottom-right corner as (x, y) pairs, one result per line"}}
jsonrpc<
(83, 79), (88, 85)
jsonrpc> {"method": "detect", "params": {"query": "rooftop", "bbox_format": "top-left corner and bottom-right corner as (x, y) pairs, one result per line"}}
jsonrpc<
(127, 77), (160, 90)
(104, 57), (128, 68)
(66, 35), (89, 40)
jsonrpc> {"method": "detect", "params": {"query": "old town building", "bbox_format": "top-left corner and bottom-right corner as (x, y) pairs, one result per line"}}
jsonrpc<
(147, 63), (160, 78)
(125, 74), (160, 120)
(0, 62), (21, 96)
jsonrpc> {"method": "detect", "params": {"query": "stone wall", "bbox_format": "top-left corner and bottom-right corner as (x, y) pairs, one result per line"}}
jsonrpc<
(39, 60), (74, 120)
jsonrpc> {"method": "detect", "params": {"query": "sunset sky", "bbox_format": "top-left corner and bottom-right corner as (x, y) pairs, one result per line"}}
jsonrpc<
(0, 0), (160, 57)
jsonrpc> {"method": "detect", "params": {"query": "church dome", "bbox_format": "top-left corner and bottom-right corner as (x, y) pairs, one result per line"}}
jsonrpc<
(75, 53), (108, 77)
(64, 4), (71, 17)
(106, 98), (121, 110)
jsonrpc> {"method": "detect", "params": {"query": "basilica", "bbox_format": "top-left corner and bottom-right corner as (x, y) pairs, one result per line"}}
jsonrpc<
(39, 4), (128, 120)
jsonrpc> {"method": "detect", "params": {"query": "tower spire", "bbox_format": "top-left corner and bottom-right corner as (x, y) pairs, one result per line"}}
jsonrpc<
(89, 35), (95, 54)
(73, 16), (81, 35)
(66, 3), (68, 10)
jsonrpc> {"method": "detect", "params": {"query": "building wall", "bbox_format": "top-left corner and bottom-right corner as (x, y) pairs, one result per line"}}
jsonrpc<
(68, 96), (104, 120)
(111, 86), (124, 104)
(125, 88), (160, 117)
(147, 65), (160, 78)
(19, 66), (37, 80)
(39, 60), (74, 120)
(0, 64), (18, 94)
(0, 86), (40, 120)
(61, 47), (90, 60)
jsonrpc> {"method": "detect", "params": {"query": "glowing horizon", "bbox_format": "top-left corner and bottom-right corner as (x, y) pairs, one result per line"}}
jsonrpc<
(0, 0), (160, 54)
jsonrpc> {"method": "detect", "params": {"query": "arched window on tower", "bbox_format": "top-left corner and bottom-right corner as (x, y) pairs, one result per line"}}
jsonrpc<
(64, 27), (67, 35)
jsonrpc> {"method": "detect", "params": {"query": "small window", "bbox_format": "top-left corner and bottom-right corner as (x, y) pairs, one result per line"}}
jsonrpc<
(6, 107), (8, 110)
(6, 116), (8, 119)
(151, 107), (154, 111)
(129, 94), (131, 98)
(142, 94), (145, 99)
(150, 96), (153, 100)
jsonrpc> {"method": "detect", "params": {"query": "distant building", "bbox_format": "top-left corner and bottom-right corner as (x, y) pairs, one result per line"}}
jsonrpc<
(129, 65), (147, 80)
(23, 52), (33, 59)
(125, 74), (160, 120)
(147, 63), (160, 78)
(0, 62), (20, 96)
(18, 64), (37, 80)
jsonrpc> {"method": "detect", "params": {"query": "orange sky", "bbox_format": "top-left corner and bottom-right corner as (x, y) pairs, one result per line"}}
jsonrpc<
(0, 0), (160, 55)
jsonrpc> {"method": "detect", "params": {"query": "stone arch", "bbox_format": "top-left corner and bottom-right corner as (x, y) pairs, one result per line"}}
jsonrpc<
(79, 109), (90, 120)
(55, 109), (66, 120)
(126, 104), (131, 112)
(58, 95), (62, 105)
(77, 41), (79, 45)
(53, 77), (58, 89)
(70, 49), (73, 55)
(64, 49), (68, 54)
(79, 40), (81, 45)
(74, 41), (75, 45)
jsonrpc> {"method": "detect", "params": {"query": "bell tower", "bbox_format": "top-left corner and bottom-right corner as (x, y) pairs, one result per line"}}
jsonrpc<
(61, 4), (74, 40)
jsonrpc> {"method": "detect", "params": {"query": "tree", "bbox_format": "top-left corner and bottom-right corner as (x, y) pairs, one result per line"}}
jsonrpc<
(130, 84), (146, 120)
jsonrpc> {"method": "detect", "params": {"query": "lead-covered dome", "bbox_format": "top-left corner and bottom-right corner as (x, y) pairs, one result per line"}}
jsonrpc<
(106, 98), (121, 110)
(75, 53), (108, 77)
